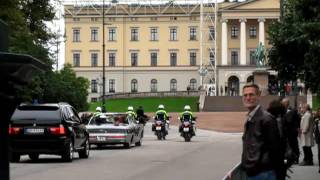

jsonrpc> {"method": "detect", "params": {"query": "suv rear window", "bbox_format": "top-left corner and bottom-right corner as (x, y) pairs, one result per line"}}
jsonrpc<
(11, 105), (62, 122)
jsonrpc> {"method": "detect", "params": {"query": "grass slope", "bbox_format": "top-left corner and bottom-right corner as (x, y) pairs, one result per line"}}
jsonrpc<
(313, 95), (320, 110)
(89, 97), (199, 112)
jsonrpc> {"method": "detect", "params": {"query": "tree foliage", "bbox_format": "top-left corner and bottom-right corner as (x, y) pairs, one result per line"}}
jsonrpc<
(18, 65), (89, 111)
(44, 64), (89, 111)
(1, 1), (90, 111)
(268, 0), (320, 93)
(0, 0), (54, 66)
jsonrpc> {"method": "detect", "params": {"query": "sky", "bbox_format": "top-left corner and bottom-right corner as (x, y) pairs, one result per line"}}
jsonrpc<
(48, 0), (243, 70)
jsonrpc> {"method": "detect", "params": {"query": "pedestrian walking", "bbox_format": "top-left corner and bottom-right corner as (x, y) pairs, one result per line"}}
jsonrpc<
(299, 103), (315, 166)
(241, 83), (281, 180)
(281, 98), (301, 164)
(313, 108), (320, 173)
(267, 99), (287, 180)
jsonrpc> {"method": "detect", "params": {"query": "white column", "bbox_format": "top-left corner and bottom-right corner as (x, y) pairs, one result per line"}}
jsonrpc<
(258, 18), (265, 46)
(240, 18), (247, 65)
(221, 19), (228, 65)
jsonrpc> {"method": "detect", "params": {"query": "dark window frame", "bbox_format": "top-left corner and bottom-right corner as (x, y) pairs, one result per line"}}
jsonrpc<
(131, 79), (138, 93)
(249, 26), (257, 39)
(151, 79), (157, 92)
(190, 52), (196, 66)
(109, 53), (116, 67)
(131, 28), (139, 41)
(170, 79), (177, 92)
(109, 79), (115, 93)
(170, 52), (177, 66)
(91, 29), (98, 41)
(151, 52), (157, 66)
(109, 28), (116, 41)
(170, 28), (177, 41)
(231, 51), (239, 65)
(73, 29), (80, 42)
(190, 79), (197, 90)
(73, 53), (80, 67)
(91, 53), (98, 67)
(131, 52), (138, 66)
(189, 27), (197, 40)
(150, 28), (158, 41)
(231, 25), (239, 39)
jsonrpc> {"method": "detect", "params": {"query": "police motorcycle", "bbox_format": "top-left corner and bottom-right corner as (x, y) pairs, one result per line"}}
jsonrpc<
(152, 113), (169, 140)
(178, 114), (196, 142)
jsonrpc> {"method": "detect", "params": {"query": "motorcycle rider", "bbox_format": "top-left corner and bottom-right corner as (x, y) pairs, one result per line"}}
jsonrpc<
(94, 106), (102, 117)
(154, 104), (169, 134)
(126, 106), (137, 119)
(136, 106), (148, 125)
(179, 105), (196, 135)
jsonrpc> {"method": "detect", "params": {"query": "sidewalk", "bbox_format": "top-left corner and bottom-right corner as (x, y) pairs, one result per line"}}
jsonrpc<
(161, 112), (319, 180)
(146, 112), (246, 133)
(289, 145), (319, 180)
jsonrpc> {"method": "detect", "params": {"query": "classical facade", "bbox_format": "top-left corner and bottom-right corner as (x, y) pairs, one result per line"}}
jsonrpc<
(64, 0), (280, 102)
(217, 0), (279, 96)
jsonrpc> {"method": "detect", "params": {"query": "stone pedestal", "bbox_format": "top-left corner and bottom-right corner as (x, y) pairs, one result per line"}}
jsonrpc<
(253, 68), (269, 96)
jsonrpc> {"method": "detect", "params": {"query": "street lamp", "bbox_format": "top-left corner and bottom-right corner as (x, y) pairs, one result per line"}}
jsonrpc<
(102, 0), (116, 112)
(198, 65), (208, 89)
(102, 0), (106, 112)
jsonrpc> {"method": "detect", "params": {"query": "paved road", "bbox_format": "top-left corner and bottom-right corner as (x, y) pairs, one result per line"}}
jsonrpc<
(10, 123), (242, 180)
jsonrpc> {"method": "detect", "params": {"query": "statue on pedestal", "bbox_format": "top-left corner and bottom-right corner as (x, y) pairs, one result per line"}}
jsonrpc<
(255, 42), (266, 68)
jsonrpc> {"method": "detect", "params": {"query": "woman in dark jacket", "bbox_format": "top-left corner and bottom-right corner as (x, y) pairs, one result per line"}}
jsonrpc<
(314, 108), (320, 173)
(267, 99), (287, 180)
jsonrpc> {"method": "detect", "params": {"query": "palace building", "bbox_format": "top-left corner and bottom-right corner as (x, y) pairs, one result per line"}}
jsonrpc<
(64, 0), (280, 102)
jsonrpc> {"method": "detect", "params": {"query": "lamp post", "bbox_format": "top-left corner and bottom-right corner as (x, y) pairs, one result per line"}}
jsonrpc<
(198, 65), (208, 90)
(102, 0), (106, 112)
(101, 0), (115, 112)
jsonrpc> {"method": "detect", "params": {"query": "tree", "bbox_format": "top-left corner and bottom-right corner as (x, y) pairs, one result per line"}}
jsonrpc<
(268, 0), (320, 93)
(0, 0), (54, 66)
(44, 64), (89, 111)
(1, 2), (90, 110)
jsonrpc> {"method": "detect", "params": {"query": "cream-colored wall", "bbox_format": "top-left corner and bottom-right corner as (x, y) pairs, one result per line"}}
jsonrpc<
(66, 16), (214, 67)
(246, 19), (259, 49)
(64, 1), (280, 99)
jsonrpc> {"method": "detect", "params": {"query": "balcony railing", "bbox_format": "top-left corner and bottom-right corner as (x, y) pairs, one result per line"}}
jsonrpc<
(100, 90), (200, 99)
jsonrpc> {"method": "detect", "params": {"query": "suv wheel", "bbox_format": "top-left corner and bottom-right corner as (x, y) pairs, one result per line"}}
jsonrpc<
(61, 140), (73, 162)
(9, 152), (20, 163)
(78, 139), (89, 158)
(124, 142), (130, 149)
(29, 153), (39, 161)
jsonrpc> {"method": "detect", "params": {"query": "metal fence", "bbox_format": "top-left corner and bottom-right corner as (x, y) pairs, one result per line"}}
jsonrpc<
(101, 90), (200, 99)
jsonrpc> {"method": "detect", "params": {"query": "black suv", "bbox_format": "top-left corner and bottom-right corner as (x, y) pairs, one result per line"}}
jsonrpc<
(9, 103), (90, 162)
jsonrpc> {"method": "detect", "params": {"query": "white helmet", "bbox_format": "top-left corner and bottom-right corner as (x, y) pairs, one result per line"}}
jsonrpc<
(184, 105), (191, 111)
(96, 106), (102, 112)
(158, 104), (165, 109)
(128, 106), (133, 111)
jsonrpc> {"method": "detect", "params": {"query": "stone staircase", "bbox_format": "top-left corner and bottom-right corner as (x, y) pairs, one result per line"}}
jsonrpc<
(202, 95), (307, 112)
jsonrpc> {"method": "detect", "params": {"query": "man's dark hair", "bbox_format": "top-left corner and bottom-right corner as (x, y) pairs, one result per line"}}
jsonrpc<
(267, 99), (286, 117)
(305, 104), (311, 111)
(242, 83), (260, 91)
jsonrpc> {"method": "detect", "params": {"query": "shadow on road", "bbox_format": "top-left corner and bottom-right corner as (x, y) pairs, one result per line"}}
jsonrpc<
(13, 156), (82, 164)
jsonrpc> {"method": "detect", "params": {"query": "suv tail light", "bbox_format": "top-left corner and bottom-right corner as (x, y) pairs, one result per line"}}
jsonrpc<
(9, 125), (22, 135)
(49, 124), (66, 135)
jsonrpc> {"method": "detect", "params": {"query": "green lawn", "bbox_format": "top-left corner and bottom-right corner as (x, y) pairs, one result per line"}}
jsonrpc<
(313, 95), (320, 110)
(89, 97), (199, 113)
